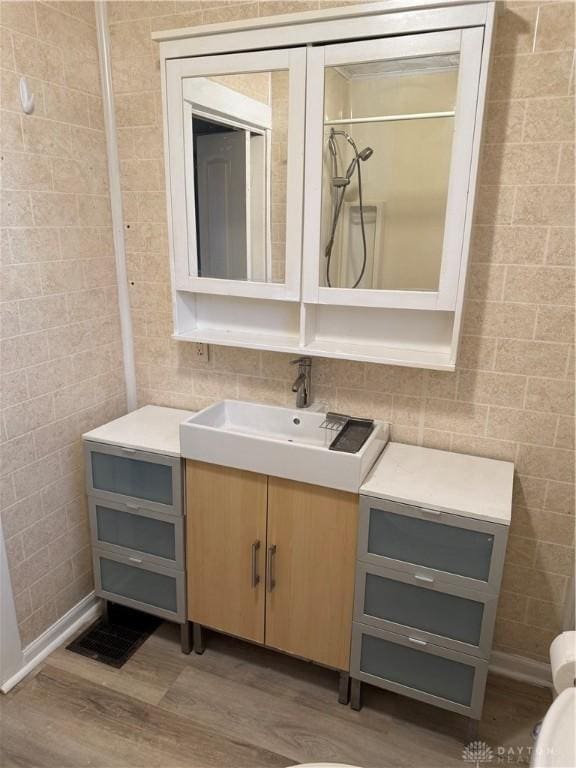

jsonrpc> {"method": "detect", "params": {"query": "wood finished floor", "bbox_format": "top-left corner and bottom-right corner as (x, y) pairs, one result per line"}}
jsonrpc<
(0, 623), (552, 768)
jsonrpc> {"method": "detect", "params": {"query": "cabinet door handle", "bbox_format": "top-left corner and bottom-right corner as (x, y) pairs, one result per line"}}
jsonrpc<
(251, 540), (261, 587)
(128, 556), (143, 564)
(121, 447), (137, 454)
(408, 636), (427, 646)
(126, 503), (141, 511)
(414, 573), (435, 583)
(267, 544), (277, 592)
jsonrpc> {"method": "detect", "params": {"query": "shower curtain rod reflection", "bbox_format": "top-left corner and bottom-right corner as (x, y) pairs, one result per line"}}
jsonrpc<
(324, 110), (455, 126)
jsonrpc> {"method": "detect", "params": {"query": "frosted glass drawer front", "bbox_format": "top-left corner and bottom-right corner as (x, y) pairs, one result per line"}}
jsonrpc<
(94, 550), (185, 622)
(355, 564), (497, 657)
(85, 442), (181, 515)
(359, 497), (507, 592)
(351, 624), (487, 718)
(89, 498), (184, 568)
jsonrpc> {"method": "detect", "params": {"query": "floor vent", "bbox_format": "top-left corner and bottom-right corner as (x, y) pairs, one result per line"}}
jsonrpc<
(66, 604), (161, 668)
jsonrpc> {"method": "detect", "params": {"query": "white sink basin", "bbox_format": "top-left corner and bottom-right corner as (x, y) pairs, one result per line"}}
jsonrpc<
(180, 400), (388, 493)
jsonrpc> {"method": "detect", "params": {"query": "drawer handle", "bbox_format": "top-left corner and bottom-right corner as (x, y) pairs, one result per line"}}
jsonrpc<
(126, 503), (141, 511)
(251, 540), (261, 588)
(414, 573), (435, 584)
(408, 637), (427, 646)
(128, 557), (143, 564)
(121, 447), (137, 454)
(267, 544), (277, 593)
(420, 507), (442, 516)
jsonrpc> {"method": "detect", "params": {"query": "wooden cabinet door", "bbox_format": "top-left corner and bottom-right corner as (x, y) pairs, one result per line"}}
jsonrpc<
(186, 461), (267, 643)
(265, 477), (358, 670)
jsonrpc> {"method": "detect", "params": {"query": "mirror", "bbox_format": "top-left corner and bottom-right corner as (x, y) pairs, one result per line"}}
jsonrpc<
(320, 54), (459, 291)
(183, 70), (289, 284)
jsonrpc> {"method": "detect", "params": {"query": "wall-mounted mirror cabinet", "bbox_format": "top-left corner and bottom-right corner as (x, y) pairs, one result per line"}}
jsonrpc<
(158, 0), (496, 368)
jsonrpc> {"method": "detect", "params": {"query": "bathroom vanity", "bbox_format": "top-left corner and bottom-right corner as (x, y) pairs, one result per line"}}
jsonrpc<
(352, 443), (513, 727)
(154, 0), (496, 369)
(84, 404), (513, 723)
(83, 406), (194, 652)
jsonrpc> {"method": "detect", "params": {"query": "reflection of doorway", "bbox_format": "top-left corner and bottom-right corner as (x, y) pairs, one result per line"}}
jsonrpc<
(193, 115), (269, 282)
(194, 119), (248, 281)
(185, 77), (272, 283)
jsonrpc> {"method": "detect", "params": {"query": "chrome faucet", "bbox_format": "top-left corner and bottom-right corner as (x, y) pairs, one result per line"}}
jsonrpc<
(291, 357), (312, 409)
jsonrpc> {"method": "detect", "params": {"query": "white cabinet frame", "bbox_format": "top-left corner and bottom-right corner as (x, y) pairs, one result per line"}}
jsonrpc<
(302, 28), (484, 311)
(166, 48), (307, 301)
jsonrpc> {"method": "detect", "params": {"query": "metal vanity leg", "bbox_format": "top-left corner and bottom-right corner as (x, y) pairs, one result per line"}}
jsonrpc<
(180, 621), (192, 655)
(466, 717), (480, 742)
(350, 678), (362, 711)
(101, 599), (110, 624)
(193, 623), (205, 655)
(338, 671), (350, 705)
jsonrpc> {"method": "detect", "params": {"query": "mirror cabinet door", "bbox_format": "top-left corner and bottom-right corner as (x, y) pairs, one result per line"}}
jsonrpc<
(303, 29), (484, 310)
(167, 48), (306, 300)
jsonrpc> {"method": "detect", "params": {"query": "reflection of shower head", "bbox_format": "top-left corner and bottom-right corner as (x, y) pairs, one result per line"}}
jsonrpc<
(358, 146), (373, 162)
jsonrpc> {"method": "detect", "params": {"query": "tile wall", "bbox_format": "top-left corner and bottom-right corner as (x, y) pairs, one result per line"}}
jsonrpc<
(1, 1), (126, 646)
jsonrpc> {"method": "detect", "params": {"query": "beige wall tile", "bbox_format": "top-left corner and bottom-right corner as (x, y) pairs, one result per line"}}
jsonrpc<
(1, 263), (41, 301)
(489, 51), (573, 100)
(506, 534), (537, 567)
(480, 143), (560, 186)
(2, 152), (52, 191)
(457, 370), (526, 407)
(535, 2), (575, 52)
(364, 365), (425, 397)
(18, 294), (68, 333)
(523, 97), (575, 142)
(495, 339), (569, 377)
(525, 598), (564, 632)
(501, 562), (567, 603)
(513, 474), (547, 511)
(494, 5), (537, 54)
(449, 434), (516, 462)
(516, 444), (574, 484)
(503, 266), (574, 305)
(424, 398), (488, 436)
(335, 388), (392, 422)
(494, 618), (556, 661)
(470, 225), (547, 265)
(1, 109), (24, 152)
(457, 335), (497, 371)
(555, 416), (575, 450)
(535, 306), (574, 343)
(475, 185), (515, 224)
(1, 1), (38, 35)
(12, 30), (65, 84)
(545, 481), (574, 515)
(6, 228), (60, 263)
(525, 377), (574, 415)
(1, 190), (33, 227)
(535, 541), (575, 577)
(486, 406), (558, 446)
(498, 590), (528, 623)
(546, 227), (574, 266)
(514, 185), (575, 227)
(463, 300), (537, 339)
(43, 83), (90, 126)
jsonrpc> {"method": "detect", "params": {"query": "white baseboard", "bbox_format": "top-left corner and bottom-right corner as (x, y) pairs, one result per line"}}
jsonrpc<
(490, 649), (552, 688)
(1, 592), (101, 694)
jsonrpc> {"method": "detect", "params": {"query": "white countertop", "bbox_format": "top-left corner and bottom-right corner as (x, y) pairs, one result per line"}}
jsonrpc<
(361, 442), (513, 525)
(83, 405), (195, 457)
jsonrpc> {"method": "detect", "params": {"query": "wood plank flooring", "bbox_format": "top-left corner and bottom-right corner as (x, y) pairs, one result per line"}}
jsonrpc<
(0, 623), (552, 767)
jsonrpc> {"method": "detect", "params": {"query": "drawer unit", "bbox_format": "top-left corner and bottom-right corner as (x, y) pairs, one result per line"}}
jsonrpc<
(351, 623), (488, 718)
(89, 498), (184, 570)
(354, 563), (498, 657)
(93, 549), (185, 623)
(358, 496), (508, 594)
(85, 441), (182, 516)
